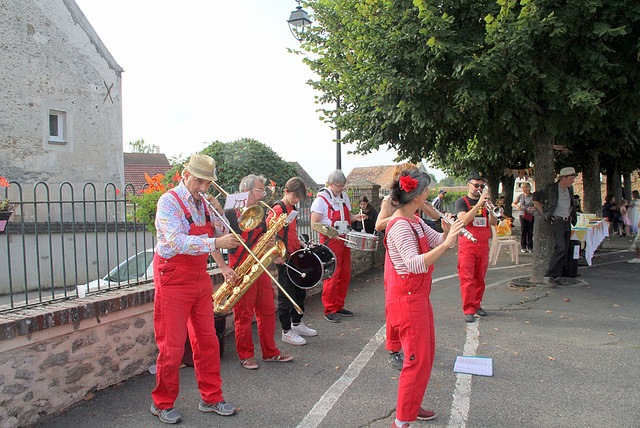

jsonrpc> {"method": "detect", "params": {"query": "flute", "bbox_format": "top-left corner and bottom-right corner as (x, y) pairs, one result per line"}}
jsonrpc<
(431, 207), (477, 243)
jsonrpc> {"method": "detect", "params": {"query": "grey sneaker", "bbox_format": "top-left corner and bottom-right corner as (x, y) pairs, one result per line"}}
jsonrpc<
(388, 351), (404, 371)
(324, 313), (341, 323)
(464, 314), (476, 323)
(150, 404), (182, 424)
(199, 399), (237, 416)
(475, 308), (488, 317)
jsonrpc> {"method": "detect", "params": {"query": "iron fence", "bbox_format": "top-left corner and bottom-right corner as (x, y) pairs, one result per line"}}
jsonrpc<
(0, 182), (379, 313)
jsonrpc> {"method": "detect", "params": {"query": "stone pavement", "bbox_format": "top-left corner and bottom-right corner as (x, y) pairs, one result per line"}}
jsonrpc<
(37, 231), (640, 427)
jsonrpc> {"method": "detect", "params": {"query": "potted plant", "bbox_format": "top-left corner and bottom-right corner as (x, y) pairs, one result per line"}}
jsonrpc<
(0, 198), (14, 234)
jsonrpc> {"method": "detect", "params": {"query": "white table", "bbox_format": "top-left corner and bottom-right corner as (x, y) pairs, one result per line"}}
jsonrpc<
(571, 220), (609, 265)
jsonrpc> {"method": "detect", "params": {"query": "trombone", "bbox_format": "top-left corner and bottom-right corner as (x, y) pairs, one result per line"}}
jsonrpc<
(209, 181), (264, 231)
(199, 192), (303, 315)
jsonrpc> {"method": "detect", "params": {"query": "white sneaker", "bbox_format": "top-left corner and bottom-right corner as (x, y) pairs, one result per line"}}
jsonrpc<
(627, 258), (640, 264)
(291, 322), (318, 337)
(282, 329), (306, 345)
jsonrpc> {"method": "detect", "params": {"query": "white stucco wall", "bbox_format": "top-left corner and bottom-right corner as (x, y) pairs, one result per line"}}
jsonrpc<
(0, 0), (124, 191)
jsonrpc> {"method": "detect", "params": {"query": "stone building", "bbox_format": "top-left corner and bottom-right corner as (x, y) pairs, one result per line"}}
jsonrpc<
(0, 0), (124, 192)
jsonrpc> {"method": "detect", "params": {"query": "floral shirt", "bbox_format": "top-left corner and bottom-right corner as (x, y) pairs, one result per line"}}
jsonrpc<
(154, 181), (228, 259)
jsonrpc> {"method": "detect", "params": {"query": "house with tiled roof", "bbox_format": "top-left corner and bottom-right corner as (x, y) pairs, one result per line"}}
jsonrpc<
(124, 153), (172, 194)
(290, 162), (320, 190)
(346, 163), (423, 189)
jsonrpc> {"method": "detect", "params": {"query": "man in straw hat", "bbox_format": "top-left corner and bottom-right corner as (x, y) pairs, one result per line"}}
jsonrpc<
(150, 153), (241, 424)
(533, 166), (578, 287)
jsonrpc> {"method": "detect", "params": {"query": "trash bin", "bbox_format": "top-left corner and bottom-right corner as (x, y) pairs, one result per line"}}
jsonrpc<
(563, 239), (580, 278)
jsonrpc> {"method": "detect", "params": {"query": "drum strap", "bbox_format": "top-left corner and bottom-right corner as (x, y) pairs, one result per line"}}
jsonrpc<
(274, 201), (291, 253)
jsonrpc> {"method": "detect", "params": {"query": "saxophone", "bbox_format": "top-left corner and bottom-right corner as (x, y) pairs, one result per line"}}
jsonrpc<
(212, 212), (289, 316)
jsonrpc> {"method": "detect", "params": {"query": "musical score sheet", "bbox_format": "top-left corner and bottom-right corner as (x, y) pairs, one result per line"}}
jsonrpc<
(453, 356), (494, 377)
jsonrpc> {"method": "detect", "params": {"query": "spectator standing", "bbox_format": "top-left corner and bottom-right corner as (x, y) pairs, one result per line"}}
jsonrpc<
(628, 190), (639, 236)
(620, 199), (632, 237)
(351, 196), (378, 234)
(512, 182), (535, 253)
(532, 167), (578, 287)
(602, 195), (624, 236)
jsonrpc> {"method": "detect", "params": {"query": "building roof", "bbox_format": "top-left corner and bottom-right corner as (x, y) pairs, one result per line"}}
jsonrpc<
(124, 153), (172, 194)
(346, 163), (421, 189)
(290, 162), (320, 189)
(64, 0), (124, 75)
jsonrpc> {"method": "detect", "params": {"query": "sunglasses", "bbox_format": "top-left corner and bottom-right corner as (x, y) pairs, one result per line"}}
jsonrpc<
(472, 183), (486, 189)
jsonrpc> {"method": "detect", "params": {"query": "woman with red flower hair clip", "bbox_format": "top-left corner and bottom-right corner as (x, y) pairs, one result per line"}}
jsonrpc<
(385, 170), (464, 427)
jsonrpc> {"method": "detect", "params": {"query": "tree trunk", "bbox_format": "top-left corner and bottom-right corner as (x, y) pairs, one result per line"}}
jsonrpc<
(582, 150), (601, 214)
(531, 134), (555, 283)
(501, 174), (516, 217)
(623, 173), (632, 201)
(606, 167), (622, 203)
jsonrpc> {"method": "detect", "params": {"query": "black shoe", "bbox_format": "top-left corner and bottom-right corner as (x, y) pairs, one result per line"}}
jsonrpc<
(324, 313), (341, 323)
(388, 351), (404, 371)
(336, 308), (354, 317)
(464, 314), (476, 323)
(475, 308), (488, 317)
(545, 277), (559, 288)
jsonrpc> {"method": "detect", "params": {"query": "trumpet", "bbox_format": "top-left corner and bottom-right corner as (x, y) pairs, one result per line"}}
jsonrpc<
(199, 192), (303, 315)
(209, 181), (264, 231)
(475, 188), (503, 217)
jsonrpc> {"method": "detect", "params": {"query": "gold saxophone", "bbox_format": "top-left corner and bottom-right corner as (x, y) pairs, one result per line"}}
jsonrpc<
(212, 212), (289, 316)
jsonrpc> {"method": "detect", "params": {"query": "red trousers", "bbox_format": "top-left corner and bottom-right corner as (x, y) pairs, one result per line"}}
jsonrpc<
(384, 280), (401, 353)
(152, 255), (223, 409)
(457, 240), (490, 314)
(233, 272), (279, 360)
(322, 238), (352, 314)
(386, 276), (435, 421)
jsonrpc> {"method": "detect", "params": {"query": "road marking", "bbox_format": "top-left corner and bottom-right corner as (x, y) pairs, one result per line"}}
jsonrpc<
(433, 263), (529, 284)
(448, 320), (480, 428)
(296, 324), (386, 428)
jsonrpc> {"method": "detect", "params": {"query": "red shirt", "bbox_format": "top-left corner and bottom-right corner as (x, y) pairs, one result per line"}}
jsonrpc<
(266, 201), (301, 254)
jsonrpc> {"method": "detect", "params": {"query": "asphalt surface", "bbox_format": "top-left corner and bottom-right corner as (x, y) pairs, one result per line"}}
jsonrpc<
(37, 234), (640, 428)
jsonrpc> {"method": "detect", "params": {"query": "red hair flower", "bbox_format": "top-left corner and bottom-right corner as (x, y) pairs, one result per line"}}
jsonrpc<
(399, 175), (419, 192)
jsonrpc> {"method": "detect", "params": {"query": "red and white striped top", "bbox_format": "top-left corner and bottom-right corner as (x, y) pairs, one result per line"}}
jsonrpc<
(386, 217), (445, 274)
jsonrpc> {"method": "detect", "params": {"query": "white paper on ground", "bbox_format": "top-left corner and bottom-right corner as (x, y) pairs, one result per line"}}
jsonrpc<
(453, 356), (494, 376)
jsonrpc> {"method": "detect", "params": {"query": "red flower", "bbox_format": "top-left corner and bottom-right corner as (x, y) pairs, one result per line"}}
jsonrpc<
(399, 175), (419, 192)
(116, 189), (121, 195)
(307, 190), (313, 197)
(144, 173), (166, 193)
(172, 171), (181, 181)
(0, 177), (9, 187)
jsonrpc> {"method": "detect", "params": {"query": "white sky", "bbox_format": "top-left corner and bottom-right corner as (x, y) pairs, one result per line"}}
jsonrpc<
(74, 0), (444, 184)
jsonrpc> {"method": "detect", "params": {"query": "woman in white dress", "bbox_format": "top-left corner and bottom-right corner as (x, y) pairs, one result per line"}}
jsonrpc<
(628, 190), (639, 236)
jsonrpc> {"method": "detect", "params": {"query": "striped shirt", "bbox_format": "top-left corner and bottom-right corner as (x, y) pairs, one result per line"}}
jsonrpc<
(386, 216), (445, 274)
(154, 181), (228, 259)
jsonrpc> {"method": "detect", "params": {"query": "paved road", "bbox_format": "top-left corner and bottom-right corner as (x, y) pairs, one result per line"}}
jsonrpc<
(38, 236), (640, 427)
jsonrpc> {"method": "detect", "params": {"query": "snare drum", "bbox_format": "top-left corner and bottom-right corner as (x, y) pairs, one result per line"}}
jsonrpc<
(287, 244), (336, 289)
(344, 231), (378, 252)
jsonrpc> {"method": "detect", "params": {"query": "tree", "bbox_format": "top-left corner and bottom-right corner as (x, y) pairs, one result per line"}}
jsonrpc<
(128, 138), (156, 154)
(438, 176), (465, 187)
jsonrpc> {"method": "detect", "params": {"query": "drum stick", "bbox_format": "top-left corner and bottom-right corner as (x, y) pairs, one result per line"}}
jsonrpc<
(360, 209), (365, 232)
(284, 262), (307, 278)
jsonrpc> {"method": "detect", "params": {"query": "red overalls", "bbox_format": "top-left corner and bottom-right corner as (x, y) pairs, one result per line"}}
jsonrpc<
(318, 193), (352, 315)
(228, 217), (279, 360)
(457, 197), (492, 315)
(384, 217), (435, 422)
(152, 191), (223, 409)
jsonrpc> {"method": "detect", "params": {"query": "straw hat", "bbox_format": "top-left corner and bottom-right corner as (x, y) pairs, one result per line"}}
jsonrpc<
(558, 167), (577, 177)
(184, 154), (217, 181)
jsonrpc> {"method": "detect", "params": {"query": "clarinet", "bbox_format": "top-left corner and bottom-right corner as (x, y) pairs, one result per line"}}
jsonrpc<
(432, 208), (477, 243)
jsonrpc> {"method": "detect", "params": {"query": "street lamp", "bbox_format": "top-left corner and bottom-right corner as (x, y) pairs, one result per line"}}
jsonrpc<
(287, 1), (342, 170)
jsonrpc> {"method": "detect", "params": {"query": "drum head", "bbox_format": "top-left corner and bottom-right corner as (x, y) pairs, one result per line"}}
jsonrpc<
(287, 249), (323, 289)
(312, 244), (336, 279)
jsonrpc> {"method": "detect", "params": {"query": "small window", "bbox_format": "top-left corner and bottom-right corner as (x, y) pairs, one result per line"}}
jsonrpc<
(49, 110), (66, 143)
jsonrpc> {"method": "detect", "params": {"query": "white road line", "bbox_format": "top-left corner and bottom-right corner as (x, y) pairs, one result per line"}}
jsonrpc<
(296, 324), (386, 428)
(448, 320), (480, 428)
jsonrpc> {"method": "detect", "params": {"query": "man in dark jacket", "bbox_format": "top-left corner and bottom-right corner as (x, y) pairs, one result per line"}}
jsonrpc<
(532, 167), (578, 286)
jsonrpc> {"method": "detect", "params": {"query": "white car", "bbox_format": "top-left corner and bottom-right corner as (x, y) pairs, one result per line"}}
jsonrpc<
(83, 249), (155, 292)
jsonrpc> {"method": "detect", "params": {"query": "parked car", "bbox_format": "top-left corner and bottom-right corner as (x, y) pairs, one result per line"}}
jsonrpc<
(85, 249), (155, 291)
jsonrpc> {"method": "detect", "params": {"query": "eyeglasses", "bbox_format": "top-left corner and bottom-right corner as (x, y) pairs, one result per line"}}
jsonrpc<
(472, 183), (486, 189)
(252, 188), (266, 195)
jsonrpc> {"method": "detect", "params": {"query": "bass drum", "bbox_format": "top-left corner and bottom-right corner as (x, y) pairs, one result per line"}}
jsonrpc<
(287, 244), (336, 289)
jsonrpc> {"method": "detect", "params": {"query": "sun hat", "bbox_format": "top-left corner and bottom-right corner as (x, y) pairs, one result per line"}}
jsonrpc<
(184, 154), (217, 181)
(558, 167), (577, 177)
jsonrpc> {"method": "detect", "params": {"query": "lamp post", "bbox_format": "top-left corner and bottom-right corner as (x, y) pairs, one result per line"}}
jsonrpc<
(287, 1), (342, 170)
